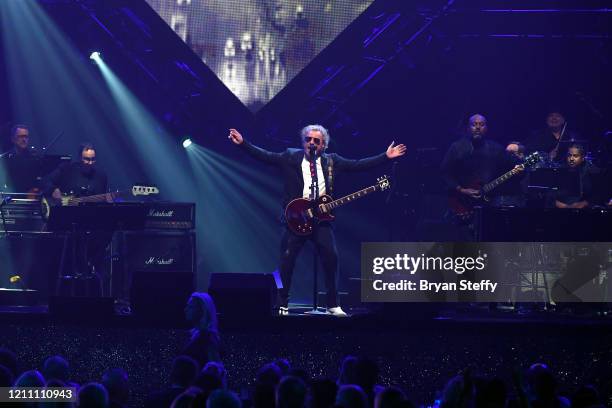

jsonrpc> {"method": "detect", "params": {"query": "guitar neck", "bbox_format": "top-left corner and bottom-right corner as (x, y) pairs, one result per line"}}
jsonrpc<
(324, 185), (380, 210)
(482, 167), (522, 193)
(67, 191), (117, 204)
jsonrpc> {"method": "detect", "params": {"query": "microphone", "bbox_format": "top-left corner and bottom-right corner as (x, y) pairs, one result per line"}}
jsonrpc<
(309, 144), (316, 159)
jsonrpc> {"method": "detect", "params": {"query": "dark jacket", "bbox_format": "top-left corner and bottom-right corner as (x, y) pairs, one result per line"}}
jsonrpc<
(440, 137), (509, 192)
(241, 140), (388, 208)
(42, 162), (108, 198)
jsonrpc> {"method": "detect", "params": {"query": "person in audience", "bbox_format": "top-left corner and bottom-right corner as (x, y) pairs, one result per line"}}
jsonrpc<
(203, 361), (228, 389)
(102, 368), (129, 408)
(14, 370), (45, 387)
(0, 348), (19, 379)
(0, 365), (14, 387)
(337, 355), (358, 386)
(308, 378), (338, 408)
(353, 357), (381, 405)
(524, 363), (570, 408)
(78, 382), (110, 408)
(45, 378), (74, 408)
(335, 384), (368, 408)
(183, 292), (221, 366)
(440, 371), (473, 408)
(207, 389), (242, 408)
(274, 358), (292, 376)
(375, 386), (412, 408)
(474, 377), (506, 408)
(193, 371), (223, 401)
(46, 378), (67, 387)
(144, 355), (199, 408)
(42, 355), (70, 384)
(253, 363), (282, 408)
(289, 367), (311, 384)
(171, 386), (205, 408)
(277, 375), (307, 408)
(571, 384), (605, 408)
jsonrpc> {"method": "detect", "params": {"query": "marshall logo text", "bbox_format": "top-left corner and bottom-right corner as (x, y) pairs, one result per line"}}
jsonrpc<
(145, 257), (175, 265)
(148, 209), (175, 217)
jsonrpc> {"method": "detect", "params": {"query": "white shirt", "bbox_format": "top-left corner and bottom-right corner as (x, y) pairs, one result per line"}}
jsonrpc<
(301, 156), (326, 199)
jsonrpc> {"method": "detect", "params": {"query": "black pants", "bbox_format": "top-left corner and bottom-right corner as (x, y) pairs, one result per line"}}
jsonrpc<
(278, 223), (338, 308)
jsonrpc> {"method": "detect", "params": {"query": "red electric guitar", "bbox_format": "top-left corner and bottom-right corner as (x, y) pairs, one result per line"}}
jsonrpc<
(285, 176), (390, 236)
(448, 152), (540, 220)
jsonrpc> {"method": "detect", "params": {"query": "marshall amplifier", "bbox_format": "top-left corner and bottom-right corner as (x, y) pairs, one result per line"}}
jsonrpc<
(144, 202), (195, 230)
(124, 231), (196, 322)
(123, 231), (195, 273)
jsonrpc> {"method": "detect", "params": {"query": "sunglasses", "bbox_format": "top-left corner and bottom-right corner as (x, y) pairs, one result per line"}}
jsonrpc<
(82, 157), (96, 163)
(303, 136), (322, 145)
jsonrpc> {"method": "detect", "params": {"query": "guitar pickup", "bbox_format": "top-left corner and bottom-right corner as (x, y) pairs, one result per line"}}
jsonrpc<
(306, 209), (314, 218)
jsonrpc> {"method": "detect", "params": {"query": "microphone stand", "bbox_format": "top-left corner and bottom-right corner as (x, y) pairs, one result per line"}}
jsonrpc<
(40, 130), (65, 154)
(305, 145), (327, 315)
(385, 161), (398, 240)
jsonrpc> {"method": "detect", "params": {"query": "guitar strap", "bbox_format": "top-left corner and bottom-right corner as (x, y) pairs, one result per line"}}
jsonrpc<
(327, 156), (334, 197)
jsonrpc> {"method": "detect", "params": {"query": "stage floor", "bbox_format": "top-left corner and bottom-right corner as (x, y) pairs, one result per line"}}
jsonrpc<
(1, 302), (610, 331)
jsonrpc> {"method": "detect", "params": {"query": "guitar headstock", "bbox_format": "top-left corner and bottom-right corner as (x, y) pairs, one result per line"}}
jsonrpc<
(377, 175), (391, 191)
(523, 152), (541, 168)
(132, 185), (159, 196)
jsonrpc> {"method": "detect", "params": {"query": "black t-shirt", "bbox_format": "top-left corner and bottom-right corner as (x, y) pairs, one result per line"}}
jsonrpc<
(555, 164), (595, 205)
(44, 162), (108, 197)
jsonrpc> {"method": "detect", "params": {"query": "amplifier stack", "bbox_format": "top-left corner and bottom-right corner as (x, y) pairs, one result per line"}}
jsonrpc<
(119, 202), (196, 319)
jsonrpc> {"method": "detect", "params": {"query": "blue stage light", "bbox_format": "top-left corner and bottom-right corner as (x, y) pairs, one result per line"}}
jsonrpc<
(89, 51), (101, 62)
(182, 138), (193, 149)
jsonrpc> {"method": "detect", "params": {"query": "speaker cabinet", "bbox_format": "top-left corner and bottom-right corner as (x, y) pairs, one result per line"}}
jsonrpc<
(124, 231), (196, 321)
(124, 231), (195, 273)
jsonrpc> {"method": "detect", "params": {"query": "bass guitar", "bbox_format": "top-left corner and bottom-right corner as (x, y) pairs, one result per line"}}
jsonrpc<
(42, 185), (159, 219)
(285, 176), (390, 236)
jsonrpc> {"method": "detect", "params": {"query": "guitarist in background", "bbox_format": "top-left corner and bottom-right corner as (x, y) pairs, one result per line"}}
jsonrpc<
(43, 142), (108, 201)
(228, 126), (406, 316)
(441, 114), (522, 233)
(43, 142), (110, 283)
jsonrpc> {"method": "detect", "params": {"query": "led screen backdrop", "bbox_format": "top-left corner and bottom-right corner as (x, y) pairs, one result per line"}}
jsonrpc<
(146, 0), (373, 111)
